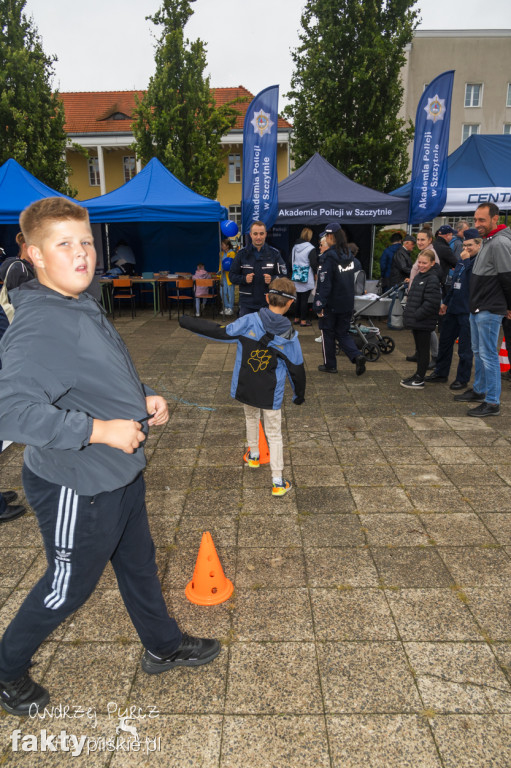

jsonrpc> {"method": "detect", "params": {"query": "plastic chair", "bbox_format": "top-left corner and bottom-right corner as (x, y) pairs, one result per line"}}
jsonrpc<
(167, 279), (194, 319)
(194, 278), (218, 319)
(112, 278), (136, 318)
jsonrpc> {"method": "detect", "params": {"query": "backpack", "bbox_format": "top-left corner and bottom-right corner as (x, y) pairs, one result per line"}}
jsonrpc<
(0, 262), (19, 323)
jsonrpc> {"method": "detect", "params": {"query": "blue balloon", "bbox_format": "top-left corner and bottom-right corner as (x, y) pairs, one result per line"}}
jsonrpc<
(221, 219), (239, 237)
(222, 256), (233, 271)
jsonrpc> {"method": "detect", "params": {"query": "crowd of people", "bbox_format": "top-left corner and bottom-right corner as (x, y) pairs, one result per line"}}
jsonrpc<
(0, 196), (510, 718)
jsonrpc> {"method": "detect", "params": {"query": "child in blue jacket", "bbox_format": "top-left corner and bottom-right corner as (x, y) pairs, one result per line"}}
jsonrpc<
(180, 277), (305, 496)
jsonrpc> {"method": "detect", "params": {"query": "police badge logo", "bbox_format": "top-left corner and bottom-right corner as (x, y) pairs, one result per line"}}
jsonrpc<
(424, 94), (446, 123)
(251, 109), (274, 138)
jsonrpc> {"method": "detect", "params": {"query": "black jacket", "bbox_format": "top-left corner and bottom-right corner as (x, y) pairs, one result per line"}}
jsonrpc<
(404, 266), (442, 331)
(433, 237), (457, 284)
(389, 246), (413, 286)
(0, 257), (35, 290)
(229, 242), (287, 310)
(313, 247), (356, 315)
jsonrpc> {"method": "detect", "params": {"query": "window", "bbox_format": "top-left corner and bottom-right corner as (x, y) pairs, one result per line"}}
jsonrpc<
(462, 124), (480, 142)
(504, 124), (511, 135)
(123, 156), (136, 183)
(88, 157), (100, 186)
(464, 83), (482, 108)
(228, 154), (241, 183)
(228, 205), (241, 226)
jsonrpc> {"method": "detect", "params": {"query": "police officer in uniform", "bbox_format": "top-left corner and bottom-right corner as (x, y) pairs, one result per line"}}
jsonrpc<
(314, 223), (366, 376)
(229, 221), (287, 316)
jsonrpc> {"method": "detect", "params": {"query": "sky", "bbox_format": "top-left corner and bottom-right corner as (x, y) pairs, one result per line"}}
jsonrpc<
(23, 0), (511, 107)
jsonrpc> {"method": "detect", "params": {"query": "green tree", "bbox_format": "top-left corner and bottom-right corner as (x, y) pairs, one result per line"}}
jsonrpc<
(132, 0), (238, 199)
(285, 0), (418, 192)
(0, 0), (73, 194)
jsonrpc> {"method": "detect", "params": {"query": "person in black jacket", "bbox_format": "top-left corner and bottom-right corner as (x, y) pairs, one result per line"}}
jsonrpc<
(389, 235), (415, 287)
(313, 223), (366, 376)
(229, 221), (287, 316)
(401, 249), (442, 389)
(425, 229), (481, 390)
(434, 226), (458, 292)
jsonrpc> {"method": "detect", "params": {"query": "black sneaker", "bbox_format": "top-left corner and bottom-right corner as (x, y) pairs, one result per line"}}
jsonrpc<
(467, 402), (500, 417)
(318, 364), (337, 374)
(0, 505), (26, 523)
(405, 354), (417, 362)
(0, 671), (50, 715)
(424, 373), (448, 383)
(449, 380), (468, 391)
(1, 491), (18, 505)
(355, 355), (366, 376)
(453, 388), (485, 403)
(141, 633), (220, 674)
(400, 375), (425, 389)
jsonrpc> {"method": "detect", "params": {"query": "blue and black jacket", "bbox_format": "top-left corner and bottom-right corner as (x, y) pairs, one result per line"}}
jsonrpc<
(180, 312), (305, 410)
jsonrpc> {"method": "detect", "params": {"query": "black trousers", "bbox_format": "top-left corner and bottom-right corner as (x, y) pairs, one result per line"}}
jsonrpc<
(295, 290), (311, 322)
(0, 466), (182, 680)
(412, 329), (431, 380)
(319, 310), (360, 369)
(435, 312), (473, 383)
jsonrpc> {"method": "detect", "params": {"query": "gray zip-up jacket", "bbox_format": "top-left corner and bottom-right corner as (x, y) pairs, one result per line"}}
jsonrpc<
(0, 282), (154, 495)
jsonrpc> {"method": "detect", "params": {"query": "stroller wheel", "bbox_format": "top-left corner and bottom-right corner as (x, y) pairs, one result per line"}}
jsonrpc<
(362, 342), (381, 361)
(379, 335), (395, 354)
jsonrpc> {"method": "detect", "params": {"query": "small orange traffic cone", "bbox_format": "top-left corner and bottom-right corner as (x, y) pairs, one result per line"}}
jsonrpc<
(499, 339), (510, 373)
(258, 421), (270, 465)
(242, 420), (270, 465)
(185, 531), (233, 606)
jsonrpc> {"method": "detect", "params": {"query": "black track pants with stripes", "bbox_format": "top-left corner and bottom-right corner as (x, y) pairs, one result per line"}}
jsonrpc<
(0, 465), (182, 680)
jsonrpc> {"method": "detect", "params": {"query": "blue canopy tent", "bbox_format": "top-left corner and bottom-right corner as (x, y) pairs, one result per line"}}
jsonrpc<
(81, 158), (227, 273)
(0, 159), (72, 256)
(390, 135), (511, 214)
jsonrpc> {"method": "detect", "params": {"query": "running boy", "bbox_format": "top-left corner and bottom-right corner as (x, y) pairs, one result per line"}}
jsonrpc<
(180, 277), (305, 496)
(0, 198), (219, 716)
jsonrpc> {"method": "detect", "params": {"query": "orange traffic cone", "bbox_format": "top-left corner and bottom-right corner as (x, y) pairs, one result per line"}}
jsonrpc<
(185, 531), (233, 606)
(242, 420), (270, 465)
(499, 339), (510, 373)
(258, 421), (270, 465)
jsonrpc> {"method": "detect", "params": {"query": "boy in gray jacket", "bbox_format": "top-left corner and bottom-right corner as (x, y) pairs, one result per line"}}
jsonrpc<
(0, 198), (219, 716)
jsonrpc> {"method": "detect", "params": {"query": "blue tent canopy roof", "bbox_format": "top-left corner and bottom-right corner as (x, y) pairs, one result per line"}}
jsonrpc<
(0, 158), (70, 224)
(275, 153), (409, 225)
(81, 158), (227, 222)
(391, 135), (511, 212)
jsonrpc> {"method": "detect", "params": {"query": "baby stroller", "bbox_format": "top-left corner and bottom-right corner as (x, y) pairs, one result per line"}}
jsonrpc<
(342, 283), (405, 362)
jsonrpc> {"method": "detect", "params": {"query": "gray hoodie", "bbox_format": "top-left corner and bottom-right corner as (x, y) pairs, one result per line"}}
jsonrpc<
(0, 282), (154, 495)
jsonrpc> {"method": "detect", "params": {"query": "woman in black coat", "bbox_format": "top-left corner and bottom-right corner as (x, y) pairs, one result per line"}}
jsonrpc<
(401, 249), (442, 389)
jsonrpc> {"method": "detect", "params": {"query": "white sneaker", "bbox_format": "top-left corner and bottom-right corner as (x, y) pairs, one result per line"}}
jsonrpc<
(315, 335), (322, 343)
(225, 308), (234, 316)
(195, 312), (200, 317)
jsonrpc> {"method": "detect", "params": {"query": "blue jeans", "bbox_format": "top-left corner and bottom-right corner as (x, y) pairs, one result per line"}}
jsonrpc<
(220, 273), (234, 311)
(470, 311), (502, 405)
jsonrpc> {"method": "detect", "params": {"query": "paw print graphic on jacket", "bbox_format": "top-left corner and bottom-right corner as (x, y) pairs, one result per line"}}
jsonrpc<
(247, 349), (271, 373)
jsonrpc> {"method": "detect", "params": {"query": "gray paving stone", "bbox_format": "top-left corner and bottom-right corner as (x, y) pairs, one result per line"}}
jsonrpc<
(326, 715), (443, 768)
(386, 588), (482, 641)
(317, 642), (422, 713)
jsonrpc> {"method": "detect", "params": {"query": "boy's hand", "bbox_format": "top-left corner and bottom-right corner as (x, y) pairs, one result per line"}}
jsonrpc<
(145, 395), (169, 426)
(90, 419), (146, 453)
